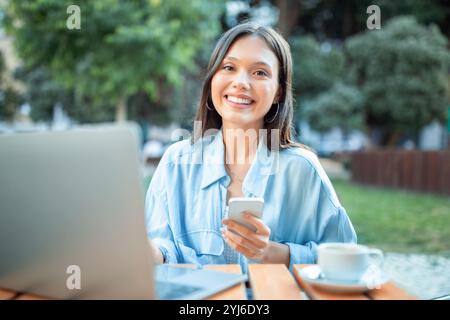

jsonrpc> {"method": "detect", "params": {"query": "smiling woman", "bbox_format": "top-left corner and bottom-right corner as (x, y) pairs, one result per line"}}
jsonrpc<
(211, 36), (280, 129)
(145, 22), (357, 271)
(193, 22), (299, 151)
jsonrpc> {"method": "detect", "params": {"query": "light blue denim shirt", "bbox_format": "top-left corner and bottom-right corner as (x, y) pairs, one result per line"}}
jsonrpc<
(145, 128), (357, 272)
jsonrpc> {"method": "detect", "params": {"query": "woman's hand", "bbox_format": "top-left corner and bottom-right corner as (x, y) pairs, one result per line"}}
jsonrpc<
(221, 212), (271, 261)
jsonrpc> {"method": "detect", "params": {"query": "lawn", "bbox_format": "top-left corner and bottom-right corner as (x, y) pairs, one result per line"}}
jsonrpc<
(332, 179), (450, 256)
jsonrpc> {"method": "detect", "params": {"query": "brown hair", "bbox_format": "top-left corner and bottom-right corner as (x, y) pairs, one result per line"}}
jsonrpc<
(192, 22), (307, 151)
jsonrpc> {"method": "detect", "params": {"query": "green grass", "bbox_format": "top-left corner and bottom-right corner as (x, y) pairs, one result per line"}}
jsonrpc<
(332, 179), (450, 256)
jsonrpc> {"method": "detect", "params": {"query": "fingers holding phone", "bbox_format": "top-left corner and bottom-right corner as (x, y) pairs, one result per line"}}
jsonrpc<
(221, 197), (271, 260)
(226, 197), (264, 231)
(223, 212), (270, 238)
(222, 213), (271, 261)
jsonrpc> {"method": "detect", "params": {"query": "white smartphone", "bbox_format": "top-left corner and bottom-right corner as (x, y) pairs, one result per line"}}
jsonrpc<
(227, 197), (264, 232)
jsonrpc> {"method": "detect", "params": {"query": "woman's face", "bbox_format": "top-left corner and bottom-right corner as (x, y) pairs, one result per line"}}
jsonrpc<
(211, 35), (280, 129)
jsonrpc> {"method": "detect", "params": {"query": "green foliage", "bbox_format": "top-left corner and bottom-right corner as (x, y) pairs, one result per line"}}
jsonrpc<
(13, 65), (117, 123)
(303, 82), (364, 134)
(14, 66), (69, 121)
(290, 16), (450, 144)
(290, 36), (359, 135)
(290, 35), (344, 101)
(2, 0), (223, 121)
(0, 50), (22, 121)
(345, 16), (450, 138)
(291, 36), (354, 132)
(68, 97), (116, 123)
(370, 0), (448, 26)
(289, 0), (449, 41)
(0, 85), (22, 121)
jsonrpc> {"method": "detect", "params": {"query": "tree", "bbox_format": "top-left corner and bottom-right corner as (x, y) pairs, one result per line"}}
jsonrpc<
(275, 0), (302, 38)
(14, 66), (68, 122)
(345, 16), (450, 145)
(0, 50), (21, 121)
(2, 0), (223, 122)
(302, 82), (364, 137)
(13, 65), (118, 123)
(271, 0), (450, 41)
(290, 35), (344, 103)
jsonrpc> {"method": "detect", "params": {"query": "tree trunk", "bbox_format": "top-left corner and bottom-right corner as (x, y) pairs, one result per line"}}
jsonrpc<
(276, 0), (302, 38)
(342, 129), (349, 151)
(342, 0), (352, 38)
(385, 130), (401, 147)
(115, 96), (127, 122)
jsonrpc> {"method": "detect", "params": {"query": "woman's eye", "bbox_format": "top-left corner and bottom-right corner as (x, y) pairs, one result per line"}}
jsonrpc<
(255, 70), (268, 77)
(223, 65), (234, 71)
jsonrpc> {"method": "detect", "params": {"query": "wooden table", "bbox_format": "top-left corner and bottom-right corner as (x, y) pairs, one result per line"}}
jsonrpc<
(293, 264), (417, 300)
(0, 264), (417, 300)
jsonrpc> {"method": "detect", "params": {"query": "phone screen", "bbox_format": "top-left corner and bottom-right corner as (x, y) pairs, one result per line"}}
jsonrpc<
(227, 197), (264, 232)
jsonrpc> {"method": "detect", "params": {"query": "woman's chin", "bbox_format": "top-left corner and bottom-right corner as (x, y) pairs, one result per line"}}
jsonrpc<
(221, 115), (264, 129)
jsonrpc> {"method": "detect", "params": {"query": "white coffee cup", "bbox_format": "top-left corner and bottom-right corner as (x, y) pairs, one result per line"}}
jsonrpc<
(317, 243), (384, 282)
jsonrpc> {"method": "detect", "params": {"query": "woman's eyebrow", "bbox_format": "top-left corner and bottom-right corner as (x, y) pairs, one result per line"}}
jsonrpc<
(224, 56), (272, 69)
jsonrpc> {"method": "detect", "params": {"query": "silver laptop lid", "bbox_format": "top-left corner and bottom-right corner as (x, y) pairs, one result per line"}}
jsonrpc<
(0, 123), (155, 299)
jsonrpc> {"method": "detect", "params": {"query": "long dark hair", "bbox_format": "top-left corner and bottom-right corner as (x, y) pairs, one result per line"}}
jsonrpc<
(192, 22), (307, 151)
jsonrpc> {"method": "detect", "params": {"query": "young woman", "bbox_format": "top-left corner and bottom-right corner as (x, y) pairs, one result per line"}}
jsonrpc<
(145, 22), (356, 271)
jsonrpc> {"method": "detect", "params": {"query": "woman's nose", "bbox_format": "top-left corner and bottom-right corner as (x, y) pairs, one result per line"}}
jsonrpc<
(232, 71), (251, 90)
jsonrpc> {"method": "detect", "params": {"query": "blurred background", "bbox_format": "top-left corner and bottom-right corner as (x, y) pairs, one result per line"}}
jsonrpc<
(0, 0), (449, 299)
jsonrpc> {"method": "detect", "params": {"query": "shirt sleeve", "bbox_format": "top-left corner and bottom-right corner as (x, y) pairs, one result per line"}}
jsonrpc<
(281, 206), (357, 271)
(145, 162), (179, 264)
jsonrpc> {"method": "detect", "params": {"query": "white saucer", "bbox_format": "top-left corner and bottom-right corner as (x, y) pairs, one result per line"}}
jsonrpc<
(297, 265), (390, 293)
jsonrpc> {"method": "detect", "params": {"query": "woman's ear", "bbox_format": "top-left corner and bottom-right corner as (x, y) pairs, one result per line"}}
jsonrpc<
(274, 87), (283, 104)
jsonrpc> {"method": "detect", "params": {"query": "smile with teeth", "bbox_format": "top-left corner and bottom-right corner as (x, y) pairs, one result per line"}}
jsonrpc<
(225, 95), (254, 105)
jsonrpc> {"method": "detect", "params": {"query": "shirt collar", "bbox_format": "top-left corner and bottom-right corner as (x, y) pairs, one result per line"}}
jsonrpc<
(200, 128), (278, 198)
(199, 128), (227, 189)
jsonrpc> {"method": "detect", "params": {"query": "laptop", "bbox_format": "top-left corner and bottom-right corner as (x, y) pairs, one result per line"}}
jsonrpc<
(0, 123), (247, 299)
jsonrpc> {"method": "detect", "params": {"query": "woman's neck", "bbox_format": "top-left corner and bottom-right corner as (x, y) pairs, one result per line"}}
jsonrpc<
(222, 121), (262, 166)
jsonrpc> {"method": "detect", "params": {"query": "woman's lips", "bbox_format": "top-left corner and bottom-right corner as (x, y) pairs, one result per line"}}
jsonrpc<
(224, 95), (254, 109)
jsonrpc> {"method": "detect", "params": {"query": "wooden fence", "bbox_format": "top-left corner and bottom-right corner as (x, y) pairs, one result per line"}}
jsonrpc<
(350, 150), (450, 196)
